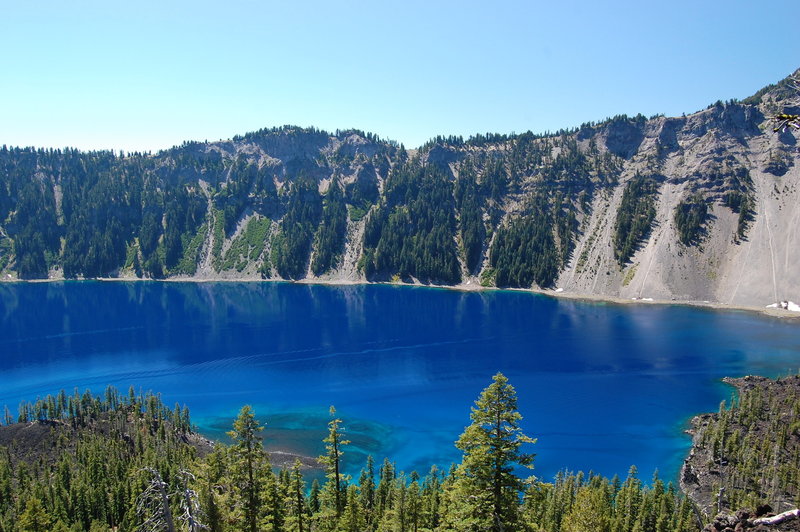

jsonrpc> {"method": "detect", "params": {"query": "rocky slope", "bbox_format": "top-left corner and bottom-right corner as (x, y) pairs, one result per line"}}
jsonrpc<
(0, 70), (798, 310)
(682, 375), (800, 516)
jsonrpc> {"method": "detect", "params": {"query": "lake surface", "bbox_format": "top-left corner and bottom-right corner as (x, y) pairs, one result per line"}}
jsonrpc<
(1, 281), (799, 482)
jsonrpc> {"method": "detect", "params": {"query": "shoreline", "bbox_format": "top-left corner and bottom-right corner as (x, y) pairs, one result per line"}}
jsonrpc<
(3, 274), (798, 490)
(4, 273), (800, 321)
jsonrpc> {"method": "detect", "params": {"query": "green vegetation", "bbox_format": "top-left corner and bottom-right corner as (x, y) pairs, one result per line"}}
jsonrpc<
(685, 376), (800, 514)
(164, 185), (208, 274)
(363, 157), (461, 284)
(211, 208), (226, 273)
(0, 387), (197, 531)
(448, 373), (534, 529)
(622, 264), (638, 287)
(479, 267), (497, 287)
(0, 114), (782, 287)
(272, 180), (322, 280)
(613, 174), (659, 266)
(175, 222), (208, 275)
(344, 169), (379, 222)
(674, 195), (708, 246)
(454, 166), (486, 274)
(525, 468), (697, 532)
(723, 191), (754, 242)
(489, 194), (565, 288)
(0, 374), (706, 531)
(311, 182), (348, 276)
(0, 234), (12, 272)
(222, 216), (271, 272)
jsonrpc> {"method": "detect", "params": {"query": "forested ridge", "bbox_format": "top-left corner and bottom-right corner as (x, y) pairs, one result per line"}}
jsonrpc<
(0, 374), (705, 531)
(0, 126), (619, 287)
(1, 69), (792, 302)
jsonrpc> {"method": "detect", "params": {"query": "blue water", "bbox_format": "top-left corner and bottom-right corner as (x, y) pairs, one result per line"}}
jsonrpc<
(1, 281), (799, 482)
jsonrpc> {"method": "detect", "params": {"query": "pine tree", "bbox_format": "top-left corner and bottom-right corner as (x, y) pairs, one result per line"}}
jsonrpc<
(339, 485), (365, 532)
(227, 405), (269, 532)
(285, 459), (307, 532)
(561, 486), (613, 532)
(18, 497), (52, 532)
(376, 458), (396, 521)
(358, 456), (376, 528)
(198, 447), (228, 532)
(318, 406), (350, 519)
(450, 373), (536, 531)
(308, 479), (321, 515)
(421, 465), (443, 530)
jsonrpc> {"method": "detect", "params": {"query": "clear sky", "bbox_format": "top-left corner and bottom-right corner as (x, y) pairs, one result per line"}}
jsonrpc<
(2, 0), (798, 153)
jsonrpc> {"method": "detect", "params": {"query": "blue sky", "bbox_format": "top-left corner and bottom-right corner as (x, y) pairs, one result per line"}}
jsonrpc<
(2, 0), (798, 153)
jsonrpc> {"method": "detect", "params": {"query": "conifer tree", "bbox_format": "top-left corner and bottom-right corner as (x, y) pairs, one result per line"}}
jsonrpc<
(318, 406), (350, 519)
(260, 469), (283, 531)
(614, 465), (642, 532)
(376, 458), (396, 521)
(358, 455), (376, 528)
(308, 479), (321, 515)
(198, 447), (228, 532)
(561, 485), (613, 532)
(285, 459), (307, 532)
(339, 485), (365, 532)
(421, 465), (443, 530)
(227, 405), (269, 532)
(18, 496), (52, 532)
(450, 372), (536, 531)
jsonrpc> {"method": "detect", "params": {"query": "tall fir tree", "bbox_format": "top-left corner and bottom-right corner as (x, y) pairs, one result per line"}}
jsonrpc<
(318, 406), (350, 519)
(285, 459), (307, 532)
(227, 405), (270, 532)
(449, 373), (536, 531)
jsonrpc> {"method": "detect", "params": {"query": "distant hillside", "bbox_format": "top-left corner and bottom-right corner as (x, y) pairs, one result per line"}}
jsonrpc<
(1, 69), (799, 309)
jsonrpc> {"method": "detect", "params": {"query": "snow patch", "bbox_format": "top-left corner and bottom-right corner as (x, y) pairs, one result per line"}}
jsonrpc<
(766, 301), (800, 312)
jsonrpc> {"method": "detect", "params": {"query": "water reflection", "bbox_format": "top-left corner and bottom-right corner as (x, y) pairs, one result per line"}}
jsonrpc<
(1, 281), (799, 481)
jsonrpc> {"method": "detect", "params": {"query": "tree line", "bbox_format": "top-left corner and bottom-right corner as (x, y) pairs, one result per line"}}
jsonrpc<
(0, 117), (762, 288)
(0, 375), (704, 531)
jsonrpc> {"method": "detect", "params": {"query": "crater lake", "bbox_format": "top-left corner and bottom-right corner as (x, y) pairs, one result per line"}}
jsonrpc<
(1, 281), (799, 481)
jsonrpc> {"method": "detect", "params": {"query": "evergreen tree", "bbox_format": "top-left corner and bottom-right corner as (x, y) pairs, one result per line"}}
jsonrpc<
(311, 181), (347, 275)
(450, 373), (536, 531)
(18, 496), (52, 532)
(613, 174), (659, 266)
(421, 465), (443, 530)
(198, 447), (228, 532)
(285, 459), (307, 532)
(614, 465), (642, 532)
(358, 455), (377, 528)
(318, 406), (350, 519)
(227, 405), (270, 532)
(339, 485), (365, 532)
(561, 485), (613, 532)
(674, 194), (708, 246)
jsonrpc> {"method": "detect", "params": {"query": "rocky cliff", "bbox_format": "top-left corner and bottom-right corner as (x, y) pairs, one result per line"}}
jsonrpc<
(0, 70), (798, 310)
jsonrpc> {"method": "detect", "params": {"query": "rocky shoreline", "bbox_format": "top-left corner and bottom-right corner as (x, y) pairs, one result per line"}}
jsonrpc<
(682, 375), (800, 528)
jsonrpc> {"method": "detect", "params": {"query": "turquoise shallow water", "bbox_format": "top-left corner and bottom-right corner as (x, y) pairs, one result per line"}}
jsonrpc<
(1, 281), (799, 482)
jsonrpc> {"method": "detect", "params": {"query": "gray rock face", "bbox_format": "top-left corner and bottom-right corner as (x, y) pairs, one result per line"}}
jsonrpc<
(557, 92), (800, 309)
(2, 71), (799, 312)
